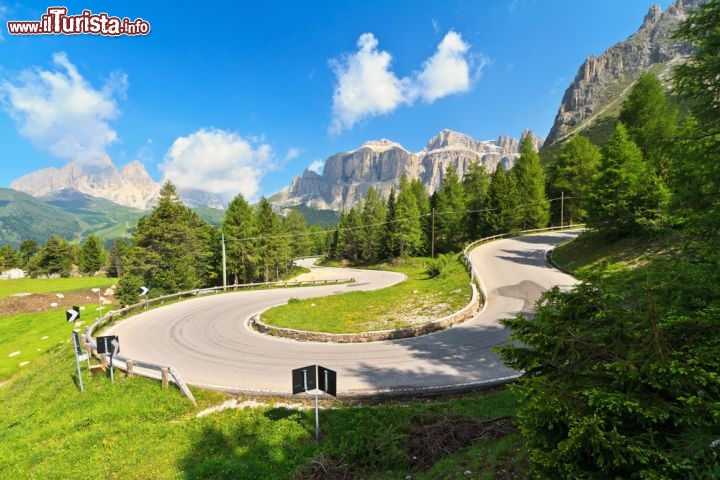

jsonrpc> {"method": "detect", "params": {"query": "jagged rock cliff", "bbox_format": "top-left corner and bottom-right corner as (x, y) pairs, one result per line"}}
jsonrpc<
(545, 0), (698, 145)
(273, 129), (539, 211)
(11, 157), (160, 210)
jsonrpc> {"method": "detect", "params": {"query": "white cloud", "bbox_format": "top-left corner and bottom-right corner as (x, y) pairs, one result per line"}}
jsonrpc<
(0, 52), (126, 163)
(284, 147), (300, 161)
(308, 160), (324, 174)
(329, 31), (479, 134)
(414, 31), (472, 102)
(160, 128), (274, 202)
(329, 33), (408, 135)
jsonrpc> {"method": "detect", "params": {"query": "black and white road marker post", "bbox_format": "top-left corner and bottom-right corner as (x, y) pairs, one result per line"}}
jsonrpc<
(97, 335), (120, 382)
(292, 365), (337, 440)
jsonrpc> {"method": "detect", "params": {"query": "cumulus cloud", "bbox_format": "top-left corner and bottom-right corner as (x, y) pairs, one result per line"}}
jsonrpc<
(161, 128), (274, 202)
(308, 160), (324, 174)
(329, 31), (480, 134)
(414, 31), (472, 102)
(329, 33), (408, 135)
(0, 52), (127, 163)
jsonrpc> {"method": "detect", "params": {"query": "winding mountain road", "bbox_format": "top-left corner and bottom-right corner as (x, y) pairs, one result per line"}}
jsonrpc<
(106, 230), (580, 397)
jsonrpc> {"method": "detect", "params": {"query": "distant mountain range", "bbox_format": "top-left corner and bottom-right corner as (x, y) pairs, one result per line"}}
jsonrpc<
(1, 0), (698, 246)
(271, 129), (542, 212)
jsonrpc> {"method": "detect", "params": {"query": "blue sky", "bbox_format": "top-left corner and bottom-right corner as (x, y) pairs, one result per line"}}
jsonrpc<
(0, 0), (672, 203)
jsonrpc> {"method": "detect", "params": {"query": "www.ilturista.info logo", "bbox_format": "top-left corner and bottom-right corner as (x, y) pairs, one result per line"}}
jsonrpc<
(7, 7), (150, 36)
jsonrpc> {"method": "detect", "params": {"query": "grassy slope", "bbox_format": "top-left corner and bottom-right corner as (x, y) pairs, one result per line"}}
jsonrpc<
(0, 341), (523, 479)
(0, 275), (526, 479)
(262, 255), (471, 333)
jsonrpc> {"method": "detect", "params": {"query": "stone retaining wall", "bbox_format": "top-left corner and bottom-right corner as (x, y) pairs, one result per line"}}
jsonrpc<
(250, 283), (480, 343)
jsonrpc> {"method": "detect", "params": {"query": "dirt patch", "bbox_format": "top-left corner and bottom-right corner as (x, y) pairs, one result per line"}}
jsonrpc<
(0, 290), (112, 316)
(405, 415), (516, 471)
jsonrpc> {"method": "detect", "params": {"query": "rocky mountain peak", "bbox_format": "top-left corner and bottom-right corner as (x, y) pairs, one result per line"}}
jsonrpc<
(545, 0), (699, 145)
(357, 139), (407, 153)
(272, 129), (527, 212)
(12, 158), (160, 210)
(643, 4), (663, 27)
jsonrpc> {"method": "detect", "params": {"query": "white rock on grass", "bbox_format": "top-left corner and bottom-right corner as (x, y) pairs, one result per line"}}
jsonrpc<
(8, 351), (20, 357)
(19, 361), (30, 367)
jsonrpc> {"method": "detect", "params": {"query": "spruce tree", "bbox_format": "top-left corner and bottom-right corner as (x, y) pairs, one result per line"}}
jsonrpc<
(487, 165), (521, 234)
(223, 193), (258, 284)
(462, 161), (491, 240)
(546, 135), (600, 224)
(255, 197), (290, 281)
(0, 245), (20, 270)
(383, 189), (399, 258)
(434, 165), (467, 252)
(514, 134), (549, 229)
(360, 187), (387, 262)
(588, 123), (664, 236)
(283, 210), (310, 259)
(78, 234), (106, 274)
(394, 176), (423, 257)
(118, 182), (214, 302)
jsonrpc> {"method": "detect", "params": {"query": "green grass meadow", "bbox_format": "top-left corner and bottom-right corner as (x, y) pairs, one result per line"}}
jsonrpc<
(0, 271), (528, 479)
(262, 255), (471, 333)
(0, 276), (117, 300)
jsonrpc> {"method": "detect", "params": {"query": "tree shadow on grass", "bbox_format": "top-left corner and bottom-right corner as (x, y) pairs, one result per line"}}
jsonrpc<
(180, 408), (317, 480)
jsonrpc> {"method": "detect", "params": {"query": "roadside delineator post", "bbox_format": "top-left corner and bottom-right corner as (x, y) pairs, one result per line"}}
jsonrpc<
(292, 365), (337, 440)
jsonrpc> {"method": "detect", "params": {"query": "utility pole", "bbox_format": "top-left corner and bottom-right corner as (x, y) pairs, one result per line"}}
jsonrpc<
(560, 191), (564, 228)
(431, 208), (435, 259)
(221, 233), (227, 289)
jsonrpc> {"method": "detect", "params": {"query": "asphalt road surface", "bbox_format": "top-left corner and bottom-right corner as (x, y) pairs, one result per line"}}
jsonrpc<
(106, 230), (580, 397)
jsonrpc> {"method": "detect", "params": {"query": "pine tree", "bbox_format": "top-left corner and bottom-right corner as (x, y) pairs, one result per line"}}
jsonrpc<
(383, 189), (399, 258)
(283, 210), (310, 259)
(588, 123), (664, 236)
(546, 135), (600, 224)
(0, 245), (20, 270)
(255, 197), (290, 281)
(409, 178), (431, 255)
(394, 176), (423, 257)
(118, 182), (214, 302)
(78, 234), (106, 274)
(619, 73), (677, 179)
(223, 193), (258, 284)
(514, 134), (549, 229)
(487, 165), (522, 234)
(31, 236), (75, 277)
(18, 240), (38, 269)
(462, 161), (491, 240)
(434, 165), (467, 252)
(107, 239), (128, 278)
(360, 187), (387, 262)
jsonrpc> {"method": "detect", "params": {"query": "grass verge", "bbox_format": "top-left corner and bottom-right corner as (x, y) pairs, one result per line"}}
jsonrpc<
(0, 277), (117, 301)
(0, 339), (525, 479)
(261, 255), (471, 333)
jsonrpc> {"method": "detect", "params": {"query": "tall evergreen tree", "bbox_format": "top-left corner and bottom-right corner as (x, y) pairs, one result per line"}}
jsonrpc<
(30, 236), (75, 277)
(434, 165), (467, 252)
(0, 245), (20, 270)
(283, 210), (310, 259)
(383, 189), (399, 258)
(672, 0), (720, 231)
(360, 187), (387, 262)
(462, 161), (491, 240)
(619, 72), (677, 179)
(588, 123), (664, 236)
(78, 234), (106, 274)
(409, 178), (431, 255)
(546, 135), (601, 224)
(106, 239), (128, 278)
(223, 193), (258, 284)
(487, 165), (522, 234)
(255, 197), (291, 281)
(394, 176), (423, 257)
(18, 240), (38, 269)
(118, 182), (214, 303)
(514, 135), (550, 229)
